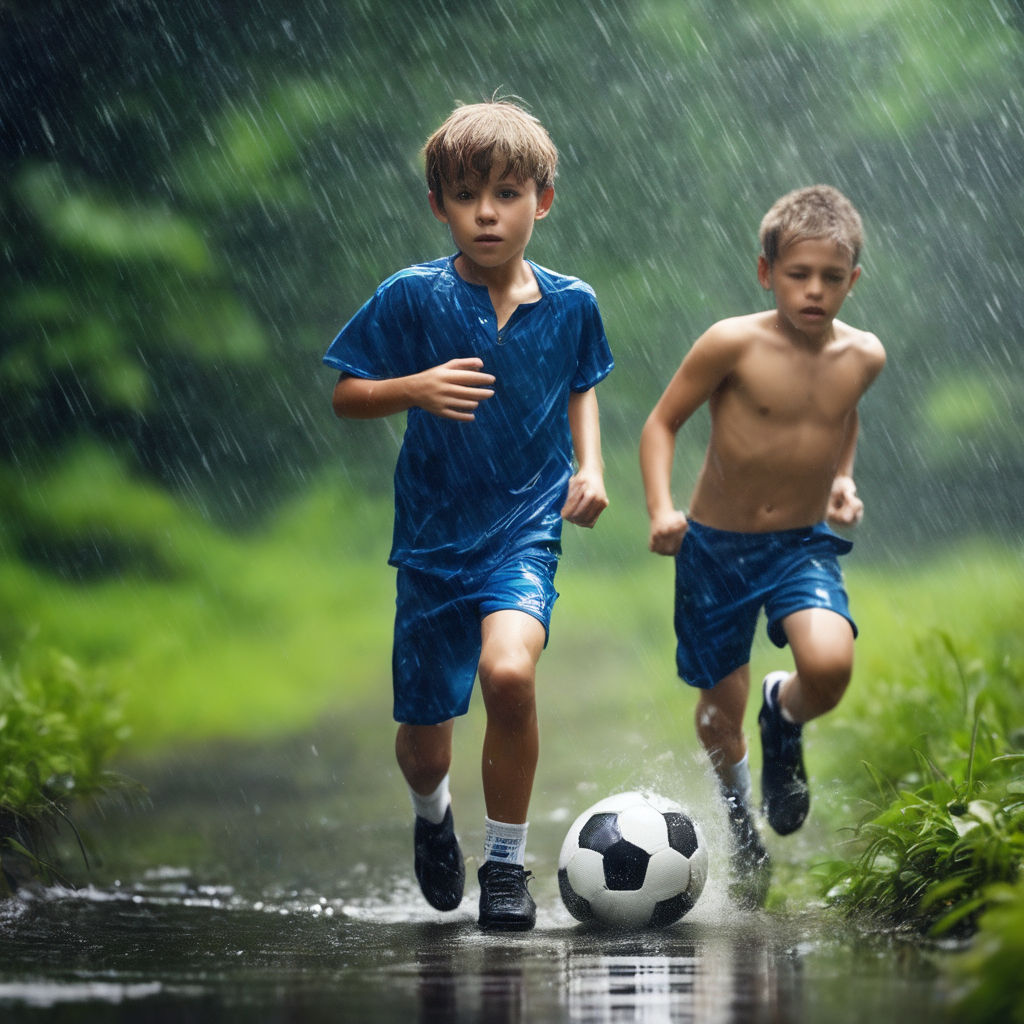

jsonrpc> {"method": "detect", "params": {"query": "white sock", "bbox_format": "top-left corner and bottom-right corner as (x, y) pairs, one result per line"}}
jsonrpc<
(767, 671), (798, 724)
(409, 774), (450, 825)
(483, 817), (528, 866)
(721, 753), (753, 808)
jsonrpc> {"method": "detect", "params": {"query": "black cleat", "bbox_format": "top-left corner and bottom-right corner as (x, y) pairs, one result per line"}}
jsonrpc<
(414, 806), (465, 911)
(725, 796), (771, 909)
(477, 861), (536, 931)
(758, 672), (810, 835)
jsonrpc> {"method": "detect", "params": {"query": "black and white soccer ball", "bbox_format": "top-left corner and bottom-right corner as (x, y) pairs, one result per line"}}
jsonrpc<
(558, 791), (708, 929)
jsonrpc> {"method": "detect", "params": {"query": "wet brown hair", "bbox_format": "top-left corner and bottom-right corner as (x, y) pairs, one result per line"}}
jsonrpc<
(759, 185), (864, 267)
(423, 100), (558, 208)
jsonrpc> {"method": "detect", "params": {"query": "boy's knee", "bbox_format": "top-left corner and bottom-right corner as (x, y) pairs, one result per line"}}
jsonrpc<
(478, 654), (536, 715)
(396, 723), (452, 780)
(795, 656), (851, 712)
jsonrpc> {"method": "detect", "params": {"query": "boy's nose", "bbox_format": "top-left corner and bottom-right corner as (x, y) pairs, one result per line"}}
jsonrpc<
(476, 199), (497, 222)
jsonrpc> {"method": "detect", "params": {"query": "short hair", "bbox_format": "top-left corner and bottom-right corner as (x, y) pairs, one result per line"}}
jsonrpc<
(423, 100), (558, 206)
(759, 185), (864, 267)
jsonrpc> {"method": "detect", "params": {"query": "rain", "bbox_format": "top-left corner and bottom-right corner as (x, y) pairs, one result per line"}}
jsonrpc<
(1, 0), (1022, 1021)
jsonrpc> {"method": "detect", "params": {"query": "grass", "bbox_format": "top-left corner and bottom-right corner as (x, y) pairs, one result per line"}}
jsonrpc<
(0, 636), (131, 889)
(806, 582), (1024, 939)
(950, 877), (1024, 1023)
(1, 459), (397, 748)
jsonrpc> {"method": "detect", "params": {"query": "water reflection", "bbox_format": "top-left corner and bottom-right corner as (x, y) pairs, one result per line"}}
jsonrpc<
(564, 934), (798, 1024)
(401, 913), (803, 1024)
(416, 943), (528, 1024)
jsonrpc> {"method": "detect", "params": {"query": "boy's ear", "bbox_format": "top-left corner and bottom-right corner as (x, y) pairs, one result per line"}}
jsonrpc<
(757, 254), (772, 290)
(428, 190), (448, 223)
(534, 186), (555, 221)
(848, 265), (862, 288)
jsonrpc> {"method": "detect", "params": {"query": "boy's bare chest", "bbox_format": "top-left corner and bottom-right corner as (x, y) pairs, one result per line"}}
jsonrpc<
(729, 345), (863, 423)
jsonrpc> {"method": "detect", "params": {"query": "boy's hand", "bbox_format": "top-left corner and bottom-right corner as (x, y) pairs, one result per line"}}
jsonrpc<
(561, 468), (608, 529)
(827, 475), (863, 527)
(649, 510), (688, 556)
(416, 357), (495, 420)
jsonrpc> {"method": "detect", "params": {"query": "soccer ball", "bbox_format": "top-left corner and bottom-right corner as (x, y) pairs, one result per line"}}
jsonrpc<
(558, 791), (708, 929)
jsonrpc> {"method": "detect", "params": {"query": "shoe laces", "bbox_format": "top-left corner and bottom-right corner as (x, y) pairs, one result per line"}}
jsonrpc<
(484, 864), (532, 896)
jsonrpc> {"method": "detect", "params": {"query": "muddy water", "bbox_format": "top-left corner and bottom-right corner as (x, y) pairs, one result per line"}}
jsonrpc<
(0, 705), (956, 1022)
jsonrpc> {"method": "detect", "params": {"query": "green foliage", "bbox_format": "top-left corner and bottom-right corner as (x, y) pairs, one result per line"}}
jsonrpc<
(0, 641), (128, 814)
(2, 0), (1023, 541)
(0, 636), (130, 888)
(0, 455), (395, 749)
(820, 753), (1024, 936)
(950, 877), (1024, 1024)
(817, 639), (1024, 936)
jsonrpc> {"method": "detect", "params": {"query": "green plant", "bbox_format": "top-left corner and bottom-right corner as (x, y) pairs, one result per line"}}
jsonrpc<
(0, 637), (131, 890)
(819, 678), (1024, 936)
(950, 877), (1024, 1024)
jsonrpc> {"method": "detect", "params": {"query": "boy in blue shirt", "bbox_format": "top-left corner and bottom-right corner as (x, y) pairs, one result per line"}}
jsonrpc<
(325, 100), (613, 930)
(640, 186), (885, 907)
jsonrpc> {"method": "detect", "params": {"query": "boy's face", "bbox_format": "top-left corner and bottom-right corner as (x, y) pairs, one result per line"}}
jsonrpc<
(429, 168), (554, 276)
(758, 236), (861, 338)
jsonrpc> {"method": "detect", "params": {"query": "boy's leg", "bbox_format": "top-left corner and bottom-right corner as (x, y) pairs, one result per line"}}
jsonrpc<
(777, 607), (855, 722)
(478, 609), (545, 823)
(759, 607), (854, 836)
(396, 720), (465, 912)
(475, 608), (546, 930)
(694, 664), (749, 769)
(695, 665), (771, 906)
(396, 720), (454, 796)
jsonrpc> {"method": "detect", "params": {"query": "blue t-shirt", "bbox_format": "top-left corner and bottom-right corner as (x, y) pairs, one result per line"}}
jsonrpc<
(324, 255), (614, 576)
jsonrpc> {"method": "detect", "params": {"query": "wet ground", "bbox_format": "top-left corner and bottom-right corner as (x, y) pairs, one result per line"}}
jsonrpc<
(0, 703), (958, 1023)
(0, 879), (949, 1023)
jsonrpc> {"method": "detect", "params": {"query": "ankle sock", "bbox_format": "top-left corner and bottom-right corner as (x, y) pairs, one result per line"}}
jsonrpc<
(483, 817), (528, 866)
(721, 753), (753, 810)
(409, 774), (451, 826)
(767, 672), (797, 724)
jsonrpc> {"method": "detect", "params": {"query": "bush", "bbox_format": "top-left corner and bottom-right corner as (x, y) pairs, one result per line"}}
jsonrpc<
(817, 638), (1024, 936)
(0, 637), (130, 889)
(950, 878), (1024, 1024)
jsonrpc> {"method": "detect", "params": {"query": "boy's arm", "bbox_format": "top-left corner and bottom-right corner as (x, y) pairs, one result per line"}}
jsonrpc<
(827, 338), (886, 527)
(827, 409), (864, 527)
(640, 326), (737, 555)
(562, 387), (608, 529)
(332, 357), (495, 421)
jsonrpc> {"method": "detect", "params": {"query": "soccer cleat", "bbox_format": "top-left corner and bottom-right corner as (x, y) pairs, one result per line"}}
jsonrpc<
(414, 805), (465, 911)
(477, 861), (537, 931)
(758, 671), (810, 835)
(724, 796), (771, 909)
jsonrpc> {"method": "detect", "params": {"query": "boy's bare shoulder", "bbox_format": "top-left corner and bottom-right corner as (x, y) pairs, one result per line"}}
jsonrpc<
(695, 310), (773, 350)
(834, 318), (887, 371)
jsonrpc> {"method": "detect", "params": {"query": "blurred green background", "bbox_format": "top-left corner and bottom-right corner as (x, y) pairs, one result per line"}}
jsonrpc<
(1, 0), (1022, 756)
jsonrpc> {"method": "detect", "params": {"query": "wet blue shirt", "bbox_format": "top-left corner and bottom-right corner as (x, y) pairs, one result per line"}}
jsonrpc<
(324, 255), (613, 576)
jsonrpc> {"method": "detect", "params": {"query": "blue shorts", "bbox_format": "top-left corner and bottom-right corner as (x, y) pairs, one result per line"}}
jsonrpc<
(673, 520), (856, 690)
(392, 546), (560, 725)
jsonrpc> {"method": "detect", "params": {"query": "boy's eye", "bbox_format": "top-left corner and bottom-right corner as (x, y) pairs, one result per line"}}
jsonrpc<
(498, 188), (518, 199)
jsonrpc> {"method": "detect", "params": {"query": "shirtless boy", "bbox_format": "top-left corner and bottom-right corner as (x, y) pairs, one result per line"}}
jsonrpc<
(639, 185), (886, 903)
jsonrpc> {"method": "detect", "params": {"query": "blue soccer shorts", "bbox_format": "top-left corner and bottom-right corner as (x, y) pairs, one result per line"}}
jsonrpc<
(392, 546), (560, 725)
(673, 520), (857, 690)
